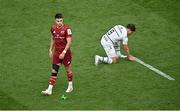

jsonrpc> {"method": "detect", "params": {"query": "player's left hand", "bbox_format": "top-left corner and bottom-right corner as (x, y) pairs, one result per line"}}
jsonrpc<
(59, 53), (65, 60)
(128, 55), (136, 61)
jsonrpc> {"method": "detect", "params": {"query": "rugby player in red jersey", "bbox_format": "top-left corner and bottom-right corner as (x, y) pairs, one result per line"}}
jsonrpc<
(42, 13), (73, 95)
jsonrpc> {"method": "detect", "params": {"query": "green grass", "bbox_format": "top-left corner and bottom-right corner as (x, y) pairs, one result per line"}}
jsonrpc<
(0, 0), (180, 110)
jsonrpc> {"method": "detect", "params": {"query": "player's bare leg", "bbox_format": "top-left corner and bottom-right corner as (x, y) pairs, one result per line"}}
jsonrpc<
(42, 64), (60, 95)
(64, 64), (73, 93)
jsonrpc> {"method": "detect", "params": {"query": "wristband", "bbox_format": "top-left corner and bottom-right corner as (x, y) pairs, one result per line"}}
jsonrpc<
(62, 50), (67, 53)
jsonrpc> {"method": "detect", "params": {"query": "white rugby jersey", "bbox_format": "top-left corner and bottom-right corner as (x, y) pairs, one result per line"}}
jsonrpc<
(104, 25), (128, 45)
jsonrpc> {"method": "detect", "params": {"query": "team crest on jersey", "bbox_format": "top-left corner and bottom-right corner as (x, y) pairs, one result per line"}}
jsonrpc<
(60, 31), (65, 34)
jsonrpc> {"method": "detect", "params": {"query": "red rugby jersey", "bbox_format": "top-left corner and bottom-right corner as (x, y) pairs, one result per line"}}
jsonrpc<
(51, 24), (72, 49)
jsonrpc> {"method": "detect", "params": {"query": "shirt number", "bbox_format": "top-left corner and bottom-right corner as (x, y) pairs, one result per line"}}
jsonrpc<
(107, 29), (114, 36)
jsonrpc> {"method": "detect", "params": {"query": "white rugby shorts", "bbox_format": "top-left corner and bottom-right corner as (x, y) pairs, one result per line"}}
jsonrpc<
(101, 35), (118, 58)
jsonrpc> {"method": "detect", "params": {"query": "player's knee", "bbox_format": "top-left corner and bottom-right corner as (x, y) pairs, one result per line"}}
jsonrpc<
(51, 73), (57, 76)
(51, 64), (60, 76)
(52, 64), (60, 73)
(112, 58), (117, 64)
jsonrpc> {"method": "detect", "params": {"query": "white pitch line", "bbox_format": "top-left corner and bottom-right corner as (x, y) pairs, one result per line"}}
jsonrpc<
(135, 57), (175, 81)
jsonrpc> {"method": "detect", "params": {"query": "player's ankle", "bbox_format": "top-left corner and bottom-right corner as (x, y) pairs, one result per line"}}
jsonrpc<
(47, 84), (53, 91)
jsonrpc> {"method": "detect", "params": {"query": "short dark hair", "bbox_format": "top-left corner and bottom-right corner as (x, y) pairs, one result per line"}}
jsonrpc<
(55, 13), (63, 19)
(126, 24), (136, 31)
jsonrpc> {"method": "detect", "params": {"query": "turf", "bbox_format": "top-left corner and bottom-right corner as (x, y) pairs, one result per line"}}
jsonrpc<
(0, 0), (180, 110)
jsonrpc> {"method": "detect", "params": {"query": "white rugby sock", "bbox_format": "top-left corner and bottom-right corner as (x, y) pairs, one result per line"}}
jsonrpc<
(99, 56), (113, 64)
(68, 81), (73, 88)
(47, 85), (53, 91)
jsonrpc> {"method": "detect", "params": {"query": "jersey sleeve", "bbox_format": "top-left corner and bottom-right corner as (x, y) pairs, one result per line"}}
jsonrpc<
(122, 37), (128, 45)
(66, 26), (72, 38)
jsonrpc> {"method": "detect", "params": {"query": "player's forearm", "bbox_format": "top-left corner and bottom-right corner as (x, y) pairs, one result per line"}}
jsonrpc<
(62, 38), (72, 54)
(64, 39), (72, 51)
(123, 45), (130, 57)
(49, 38), (54, 51)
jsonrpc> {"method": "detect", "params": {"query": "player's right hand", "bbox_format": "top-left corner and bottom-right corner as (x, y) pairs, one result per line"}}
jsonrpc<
(49, 50), (53, 58)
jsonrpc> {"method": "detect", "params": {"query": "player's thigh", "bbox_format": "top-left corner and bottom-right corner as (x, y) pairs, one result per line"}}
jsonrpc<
(114, 42), (121, 51)
(52, 53), (61, 64)
(102, 43), (117, 58)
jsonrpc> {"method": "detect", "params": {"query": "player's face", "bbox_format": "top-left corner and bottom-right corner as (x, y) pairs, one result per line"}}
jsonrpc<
(55, 18), (63, 26)
(127, 29), (134, 36)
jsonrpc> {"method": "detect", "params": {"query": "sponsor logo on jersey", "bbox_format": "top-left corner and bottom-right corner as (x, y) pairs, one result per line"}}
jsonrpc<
(54, 36), (65, 39)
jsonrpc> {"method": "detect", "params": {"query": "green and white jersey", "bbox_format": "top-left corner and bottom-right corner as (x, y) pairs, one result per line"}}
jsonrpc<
(105, 25), (128, 45)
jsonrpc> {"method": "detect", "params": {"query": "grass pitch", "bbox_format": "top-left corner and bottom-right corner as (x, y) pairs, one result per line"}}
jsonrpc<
(0, 0), (180, 110)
